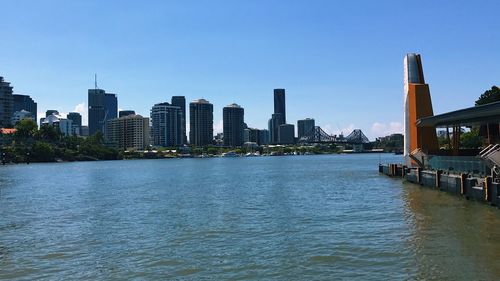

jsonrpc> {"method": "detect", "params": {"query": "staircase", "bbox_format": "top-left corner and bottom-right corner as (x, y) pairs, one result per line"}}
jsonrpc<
(479, 144), (500, 175)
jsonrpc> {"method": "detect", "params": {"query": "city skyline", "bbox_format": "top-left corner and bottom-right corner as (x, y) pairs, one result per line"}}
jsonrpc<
(2, 1), (500, 139)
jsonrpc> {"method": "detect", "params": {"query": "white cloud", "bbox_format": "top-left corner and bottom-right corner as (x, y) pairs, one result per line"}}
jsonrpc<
(214, 119), (223, 134)
(371, 121), (403, 138)
(73, 102), (88, 125)
(37, 113), (45, 123)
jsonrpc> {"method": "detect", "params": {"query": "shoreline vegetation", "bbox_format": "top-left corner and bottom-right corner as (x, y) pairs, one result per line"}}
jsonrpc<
(1, 119), (397, 165)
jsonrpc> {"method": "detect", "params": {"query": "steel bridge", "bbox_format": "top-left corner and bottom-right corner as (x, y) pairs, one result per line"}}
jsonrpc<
(298, 126), (370, 144)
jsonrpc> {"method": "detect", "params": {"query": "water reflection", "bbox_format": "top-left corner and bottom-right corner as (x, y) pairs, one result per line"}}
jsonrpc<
(403, 182), (500, 280)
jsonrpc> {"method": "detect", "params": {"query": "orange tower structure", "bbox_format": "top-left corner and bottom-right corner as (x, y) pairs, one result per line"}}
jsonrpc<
(403, 54), (438, 166)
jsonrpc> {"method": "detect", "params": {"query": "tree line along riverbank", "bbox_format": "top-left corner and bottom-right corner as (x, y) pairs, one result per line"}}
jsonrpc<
(1, 119), (402, 164)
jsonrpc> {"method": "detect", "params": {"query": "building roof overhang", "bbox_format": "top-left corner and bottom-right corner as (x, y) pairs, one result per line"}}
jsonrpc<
(417, 101), (500, 127)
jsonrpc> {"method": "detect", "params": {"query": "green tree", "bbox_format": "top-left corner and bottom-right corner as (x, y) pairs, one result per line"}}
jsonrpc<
(87, 131), (104, 145)
(14, 119), (38, 142)
(32, 141), (55, 162)
(475, 86), (500, 106)
(37, 124), (61, 143)
(460, 129), (482, 148)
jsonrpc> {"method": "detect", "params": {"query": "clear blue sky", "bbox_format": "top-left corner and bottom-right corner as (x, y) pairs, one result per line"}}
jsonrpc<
(2, 0), (499, 139)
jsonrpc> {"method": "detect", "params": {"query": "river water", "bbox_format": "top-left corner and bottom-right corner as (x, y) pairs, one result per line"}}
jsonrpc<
(0, 154), (499, 280)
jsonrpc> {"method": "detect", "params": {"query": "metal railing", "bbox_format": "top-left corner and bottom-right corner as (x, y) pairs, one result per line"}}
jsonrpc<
(424, 155), (489, 176)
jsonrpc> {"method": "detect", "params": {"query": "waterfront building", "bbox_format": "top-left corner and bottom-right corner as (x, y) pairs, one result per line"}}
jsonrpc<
(67, 112), (82, 136)
(243, 128), (260, 144)
(274, 89), (286, 124)
(269, 113), (285, 144)
(171, 96), (187, 144)
(223, 103), (244, 147)
(106, 114), (150, 150)
(41, 113), (73, 136)
(88, 88), (118, 136)
(119, 110), (135, 118)
(189, 99), (213, 146)
(259, 129), (270, 145)
(151, 102), (182, 147)
(298, 118), (315, 139)
(12, 94), (37, 120)
(403, 53), (438, 165)
(11, 110), (33, 125)
(278, 124), (295, 144)
(0, 77), (14, 127)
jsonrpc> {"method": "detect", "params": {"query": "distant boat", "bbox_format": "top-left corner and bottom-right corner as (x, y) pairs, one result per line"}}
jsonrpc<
(222, 151), (239, 157)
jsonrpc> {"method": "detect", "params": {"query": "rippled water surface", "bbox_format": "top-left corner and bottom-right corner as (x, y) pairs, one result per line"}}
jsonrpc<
(1, 154), (500, 280)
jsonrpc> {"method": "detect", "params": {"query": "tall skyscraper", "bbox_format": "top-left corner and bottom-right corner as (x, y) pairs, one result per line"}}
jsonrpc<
(269, 113), (284, 144)
(297, 118), (315, 139)
(274, 88), (286, 124)
(105, 93), (118, 120)
(151, 102), (182, 147)
(88, 88), (118, 136)
(106, 114), (150, 150)
(0, 77), (14, 127)
(190, 99), (213, 147)
(403, 53), (438, 165)
(171, 96), (187, 145)
(88, 89), (106, 135)
(13, 94), (37, 120)
(223, 103), (244, 147)
(67, 112), (82, 135)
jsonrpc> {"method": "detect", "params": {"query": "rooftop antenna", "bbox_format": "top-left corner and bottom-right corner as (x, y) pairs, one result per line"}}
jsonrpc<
(94, 73), (99, 90)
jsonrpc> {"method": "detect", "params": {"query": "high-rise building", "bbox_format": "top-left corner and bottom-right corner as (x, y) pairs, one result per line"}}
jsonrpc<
(269, 113), (285, 144)
(243, 128), (260, 144)
(259, 129), (270, 145)
(41, 114), (73, 136)
(105, 93), (118, 120)
(297, 118), (315, 139)
(119, 110), (135, 118)
(88, 88), (118, 136)
(151, 102), (182, 147)
(0, 77), (14, 127)
(190, 99), (213, 147)
(403, 53), (438, 165)
(278, 124), (295, 144)
(88, 89), (105, 135)
(13, 94), (37, 120)
(223, 103), (244, 147)
(171, 96), (187, 145)
(106, 114), (150, 150)
(274, 88), (286, 124)
(67, 112), (82, 135)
